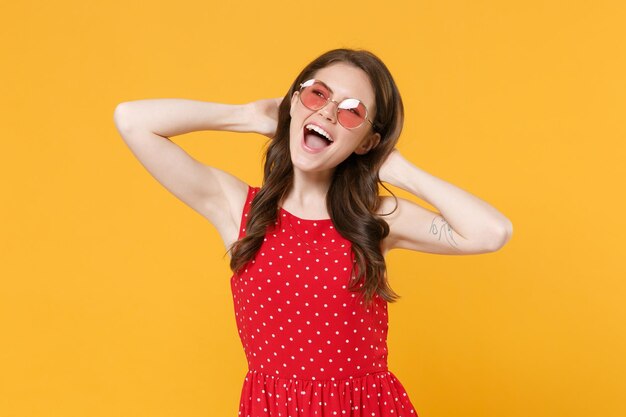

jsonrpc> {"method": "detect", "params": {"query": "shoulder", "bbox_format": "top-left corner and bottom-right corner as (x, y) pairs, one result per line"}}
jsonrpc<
(210, 181), (259, 251)
(233, 184), (261, 234)
(233, 184), (260, 218)
(222, 180), (252, 222)
(377, 195), (397, 213)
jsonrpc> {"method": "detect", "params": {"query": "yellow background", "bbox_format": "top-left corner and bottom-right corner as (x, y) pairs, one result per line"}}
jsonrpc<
(1, 1), (624, 416)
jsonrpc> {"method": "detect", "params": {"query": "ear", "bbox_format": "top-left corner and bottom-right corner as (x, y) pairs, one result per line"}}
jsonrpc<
(290, 91), (299, 118)
(354, 132), (382, 155)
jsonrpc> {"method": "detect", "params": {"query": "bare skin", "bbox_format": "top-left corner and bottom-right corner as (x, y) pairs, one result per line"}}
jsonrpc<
(114, 64), (512, 258)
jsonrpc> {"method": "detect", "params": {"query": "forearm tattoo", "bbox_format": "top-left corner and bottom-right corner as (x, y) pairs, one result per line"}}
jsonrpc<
(429, 216), (460, 248)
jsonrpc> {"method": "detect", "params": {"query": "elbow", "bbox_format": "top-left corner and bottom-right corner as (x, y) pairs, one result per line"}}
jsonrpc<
(482, 219), (513, 253)
(486, 220), (513, 252)
(113, 102), (128, 123)
(113, 103), (134, 136)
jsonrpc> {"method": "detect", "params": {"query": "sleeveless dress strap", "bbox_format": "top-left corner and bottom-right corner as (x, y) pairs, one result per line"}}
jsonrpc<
(237, 185), (260, 240)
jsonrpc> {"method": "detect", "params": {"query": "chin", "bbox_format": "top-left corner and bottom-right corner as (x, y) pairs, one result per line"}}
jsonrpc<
(291, 157), (318, 173)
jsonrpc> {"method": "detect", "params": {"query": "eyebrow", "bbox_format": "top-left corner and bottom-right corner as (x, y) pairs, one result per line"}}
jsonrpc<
(314, 79), (334, 95)
(314, 79), (363, 104)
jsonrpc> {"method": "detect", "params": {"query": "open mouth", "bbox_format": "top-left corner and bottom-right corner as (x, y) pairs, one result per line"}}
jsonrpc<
(303, 124), (333, 150)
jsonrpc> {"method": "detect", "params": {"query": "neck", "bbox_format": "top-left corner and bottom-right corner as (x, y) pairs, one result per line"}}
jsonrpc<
(281, 167), (334, 217)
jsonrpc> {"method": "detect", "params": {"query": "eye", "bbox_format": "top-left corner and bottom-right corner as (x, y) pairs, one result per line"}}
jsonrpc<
(311, 87), (328, 99)
(340, 99), (363, 117)
(346, 106), (364, 117)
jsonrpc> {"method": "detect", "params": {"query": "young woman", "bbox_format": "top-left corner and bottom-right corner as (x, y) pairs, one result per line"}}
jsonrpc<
(114, 48), (513, 417)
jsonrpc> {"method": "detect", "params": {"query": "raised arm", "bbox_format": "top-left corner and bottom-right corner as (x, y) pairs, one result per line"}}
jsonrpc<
(112, 98), (280, 251)
(378, 149), (513, 255)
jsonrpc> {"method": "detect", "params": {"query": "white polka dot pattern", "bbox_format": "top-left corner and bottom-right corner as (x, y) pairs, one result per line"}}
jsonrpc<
(230, 186), (419, 417)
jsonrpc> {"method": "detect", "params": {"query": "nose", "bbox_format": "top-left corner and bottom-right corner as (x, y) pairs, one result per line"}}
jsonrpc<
(318, 100), (339, 123)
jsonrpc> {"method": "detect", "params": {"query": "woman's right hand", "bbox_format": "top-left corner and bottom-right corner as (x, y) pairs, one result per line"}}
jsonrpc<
(247, 97), (283, 139)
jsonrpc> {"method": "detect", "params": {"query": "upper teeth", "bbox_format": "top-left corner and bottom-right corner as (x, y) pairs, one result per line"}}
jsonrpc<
(306, 124), (333, 142)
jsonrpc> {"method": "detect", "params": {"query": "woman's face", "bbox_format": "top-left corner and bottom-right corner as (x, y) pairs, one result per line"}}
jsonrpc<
(288, 62), (381, 175)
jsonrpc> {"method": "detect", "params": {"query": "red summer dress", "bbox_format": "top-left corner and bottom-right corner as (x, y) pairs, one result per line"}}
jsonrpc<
(230, 185), (419, 417)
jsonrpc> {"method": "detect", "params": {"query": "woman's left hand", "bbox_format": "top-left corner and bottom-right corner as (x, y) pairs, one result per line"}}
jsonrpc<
(378, 148), (404, 184)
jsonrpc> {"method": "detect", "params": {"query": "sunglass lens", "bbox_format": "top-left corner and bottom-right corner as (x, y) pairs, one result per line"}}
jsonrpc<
(301, 83), (329, 110)
(338, 99), (367, 129)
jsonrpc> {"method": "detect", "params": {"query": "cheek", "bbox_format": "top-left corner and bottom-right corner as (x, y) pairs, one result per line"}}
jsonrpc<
(288, 122), (300, 145)
(290, 103), (308, 124)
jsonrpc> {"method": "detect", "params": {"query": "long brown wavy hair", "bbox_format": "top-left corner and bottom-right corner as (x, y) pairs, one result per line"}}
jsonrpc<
(229, 48), (405, 309)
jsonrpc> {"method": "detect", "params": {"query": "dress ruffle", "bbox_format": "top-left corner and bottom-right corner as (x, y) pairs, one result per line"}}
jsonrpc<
(238, 369), (418, 417)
